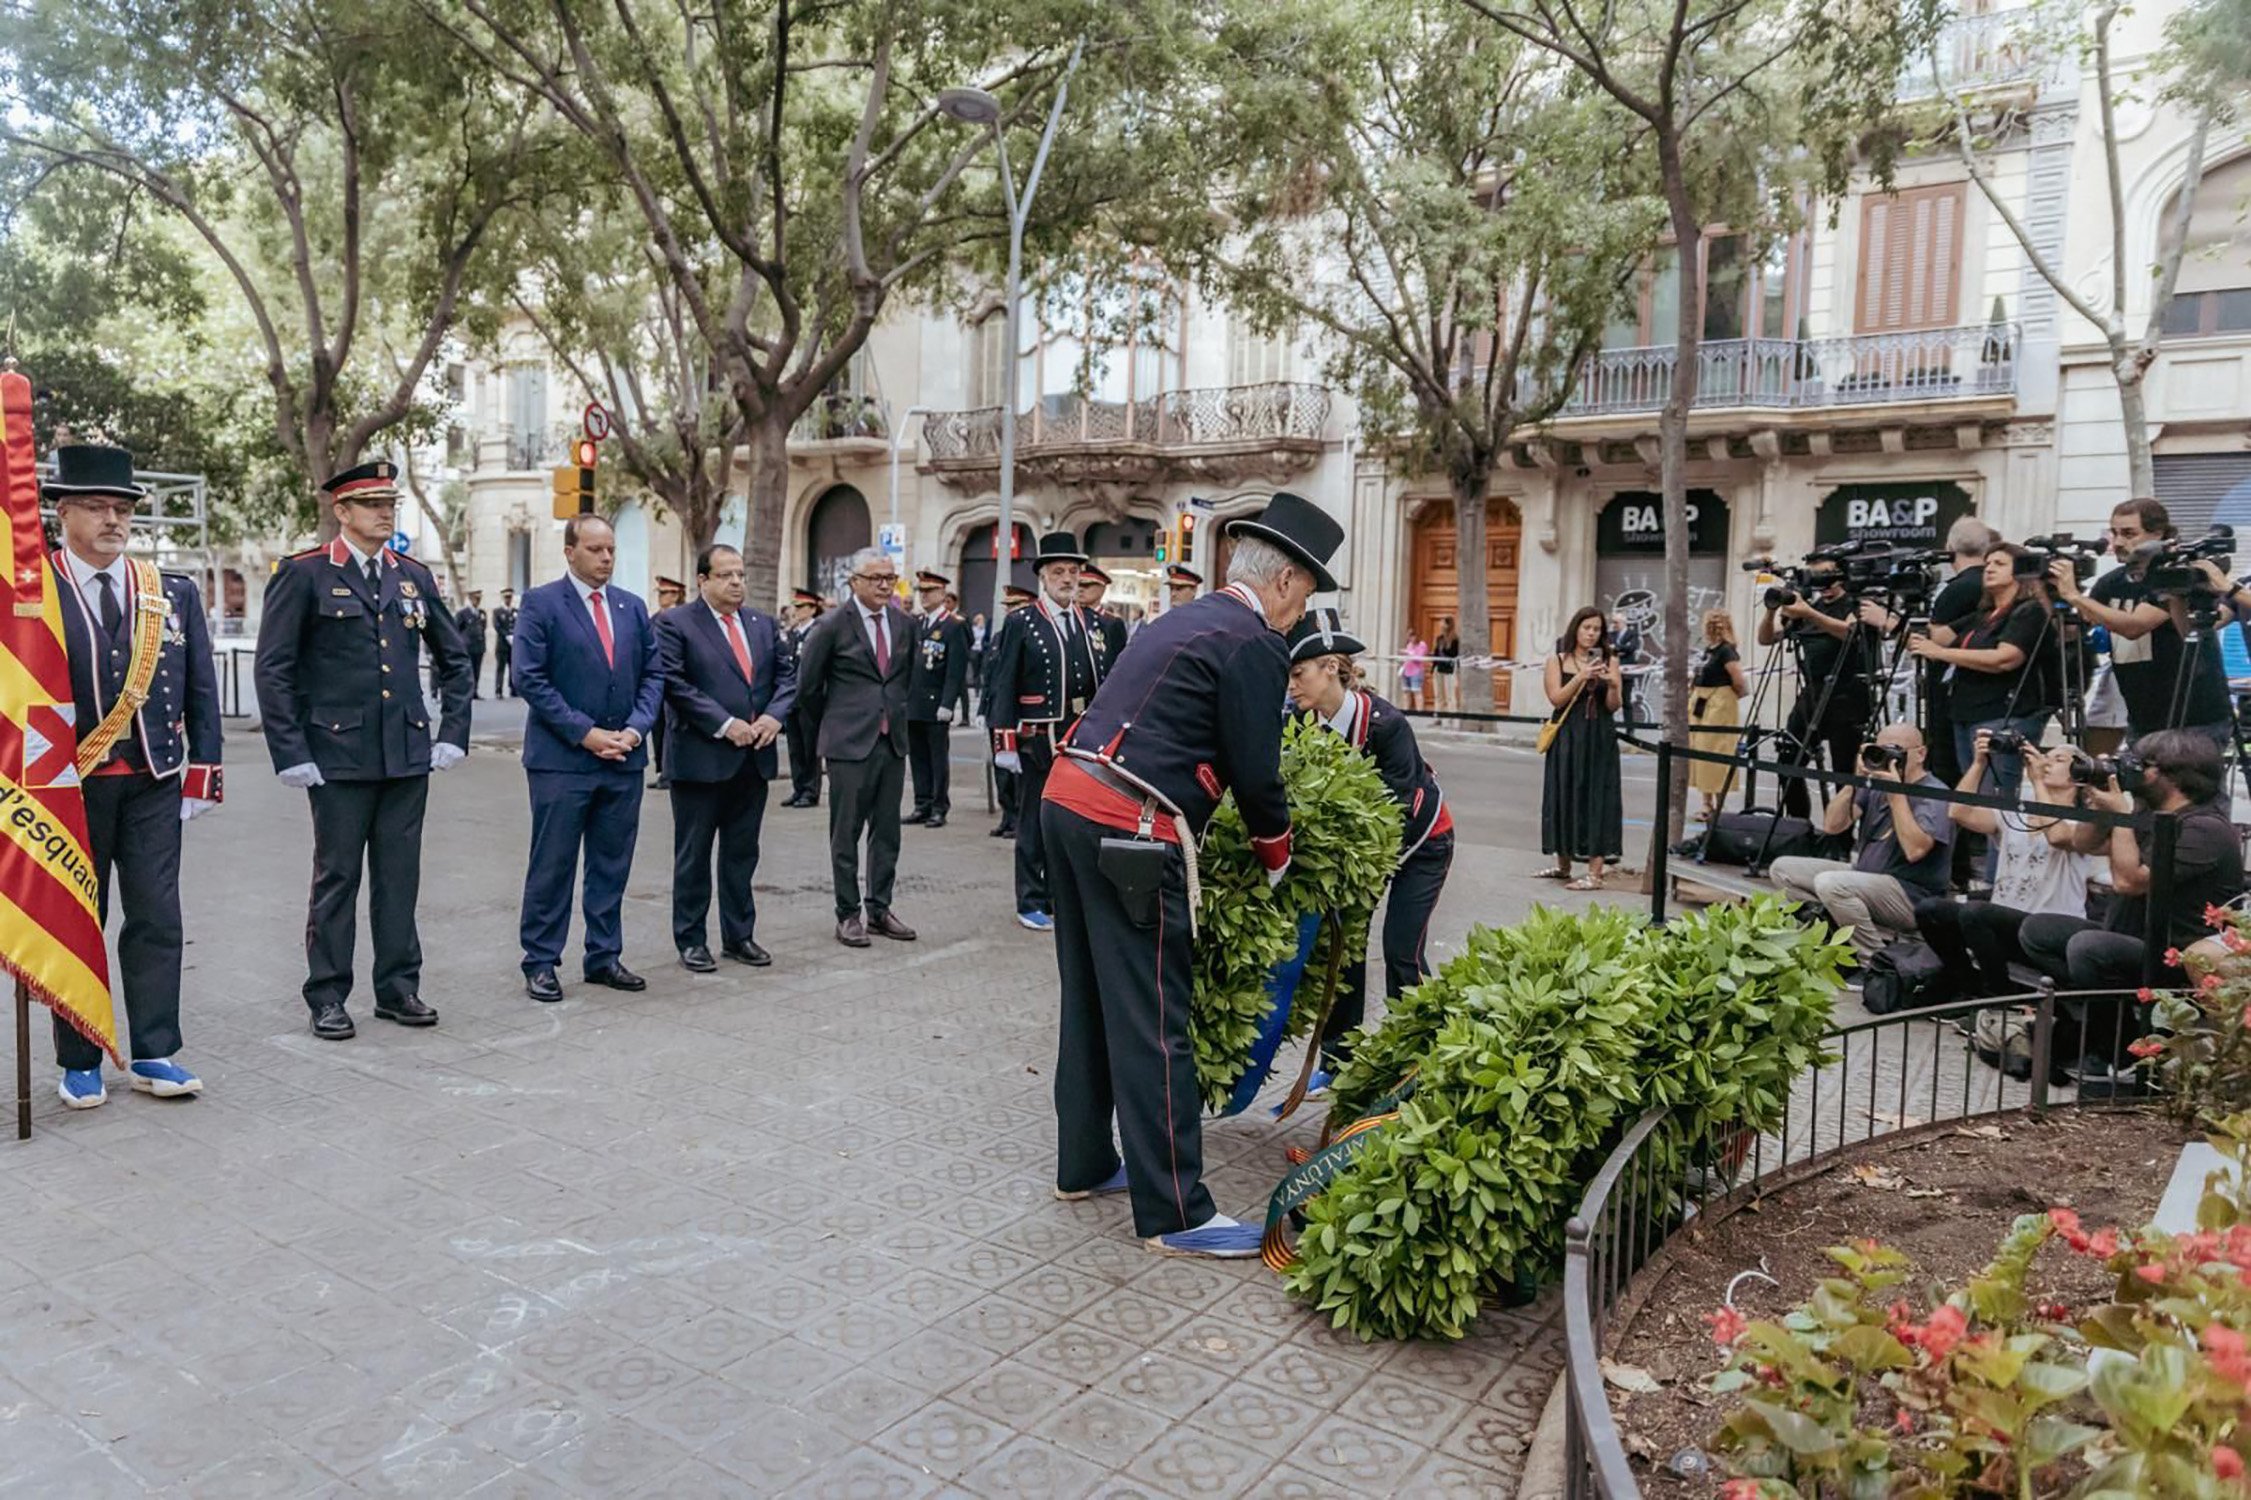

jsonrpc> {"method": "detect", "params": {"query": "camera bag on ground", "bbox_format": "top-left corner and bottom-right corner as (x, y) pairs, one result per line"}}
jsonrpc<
(1860, 939), (1953, 1016)
(1697, 809), (1830, 866)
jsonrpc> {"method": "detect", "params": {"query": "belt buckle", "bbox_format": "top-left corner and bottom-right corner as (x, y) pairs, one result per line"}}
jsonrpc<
(1136, 798), (1156, 840)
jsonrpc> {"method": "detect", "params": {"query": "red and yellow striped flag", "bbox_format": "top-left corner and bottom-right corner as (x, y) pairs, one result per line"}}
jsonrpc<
(0, 365), (117, 1064)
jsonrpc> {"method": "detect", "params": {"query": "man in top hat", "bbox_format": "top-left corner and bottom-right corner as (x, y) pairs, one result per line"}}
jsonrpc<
(255, 460), (473, 1039)
(43, 445), (223, 1107)
(510, 514), (664, 1003)
(987, 583), (1038, 838)
(906, 568), (972, 828)
(654, 544), (794, 972)
(455, 591), (488, 700)
(1164, 564), (1202, 609)
(781, 586), (825, 808)
(986, 532), (1108, 932)
(492, 588), (518, 697)
(794, 548), (918, 947)
(1042, 492), (1342, 1257)
(1077, 563), (1130, 665)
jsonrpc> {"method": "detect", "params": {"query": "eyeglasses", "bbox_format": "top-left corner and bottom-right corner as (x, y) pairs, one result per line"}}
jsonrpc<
(853, 572), (898, 586)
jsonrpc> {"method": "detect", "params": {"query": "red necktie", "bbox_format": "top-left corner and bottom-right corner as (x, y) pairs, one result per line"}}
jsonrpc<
(723, 613), (754, 682)
(589, 590), (615, 667)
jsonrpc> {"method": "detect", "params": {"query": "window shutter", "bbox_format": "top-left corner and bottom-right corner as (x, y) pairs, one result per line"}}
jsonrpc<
(1859, 183), (1965, 333)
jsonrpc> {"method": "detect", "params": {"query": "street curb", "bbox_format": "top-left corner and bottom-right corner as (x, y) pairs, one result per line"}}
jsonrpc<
(1519, 1370), (1570, 1499)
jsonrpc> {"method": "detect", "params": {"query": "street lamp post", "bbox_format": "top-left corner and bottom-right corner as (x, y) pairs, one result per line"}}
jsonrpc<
(939, 38), (1083, 631)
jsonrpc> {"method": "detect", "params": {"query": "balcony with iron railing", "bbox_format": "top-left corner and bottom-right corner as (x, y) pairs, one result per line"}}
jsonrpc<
(1533, 321), (2021, 429)
(924, 380), (1330, 459)
(1902, 5), (2047, 98)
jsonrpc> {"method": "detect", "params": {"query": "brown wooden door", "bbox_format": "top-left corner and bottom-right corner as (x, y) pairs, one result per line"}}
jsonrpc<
(1409, 498), (1522, 709)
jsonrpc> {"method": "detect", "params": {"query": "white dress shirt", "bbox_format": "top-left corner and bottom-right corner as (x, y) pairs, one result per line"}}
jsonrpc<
(708, 601), (750, 740)
(1324, 691), (1362, 742)
(566, 570), (636, 746)
(855, 597), (892, 659)
(60, 549), (130, 626)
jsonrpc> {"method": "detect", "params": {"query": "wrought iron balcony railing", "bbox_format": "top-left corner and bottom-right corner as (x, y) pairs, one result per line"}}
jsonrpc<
(921, 380), (1331, 461)
(1905, 6), (2046, 97)
(1549, 322), (2020, 419)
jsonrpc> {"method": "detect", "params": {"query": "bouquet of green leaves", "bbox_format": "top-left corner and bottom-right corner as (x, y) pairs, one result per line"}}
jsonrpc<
(1191, 717), (1404, 1110)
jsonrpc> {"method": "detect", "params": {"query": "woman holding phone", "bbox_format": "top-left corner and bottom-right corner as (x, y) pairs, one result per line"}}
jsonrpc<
(1538, 605), (1624, 890)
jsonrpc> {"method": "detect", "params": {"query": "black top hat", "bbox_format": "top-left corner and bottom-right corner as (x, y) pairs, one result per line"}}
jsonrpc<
(1079, 563), (1112, 586)
(1285, 607), (1366, 664)
(914, 568), (952, 589)
(1165, 564), (1203, 587)
(1033, 531), (1088, 567)
(323, 460), (400, 500)
(42, 445), (148, 503)
(1222, 492), (1343, 593)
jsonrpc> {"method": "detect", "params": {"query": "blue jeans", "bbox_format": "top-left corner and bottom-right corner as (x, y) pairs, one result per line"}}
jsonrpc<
(1954, 712), (2050, 803)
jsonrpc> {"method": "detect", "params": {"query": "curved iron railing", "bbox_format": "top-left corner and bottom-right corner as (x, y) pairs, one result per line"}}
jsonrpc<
(1562, 984), (2131, 1499)
(919, 380), (1331, 460)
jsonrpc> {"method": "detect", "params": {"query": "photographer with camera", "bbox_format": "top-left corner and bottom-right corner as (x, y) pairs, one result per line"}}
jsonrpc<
(1771, 724), (1955, 967)
(1904, 543), (2056, 802)
(1757, 556), (1878, 819)
(1859, 518), (1997, 777)
(2020, 729), (2246, 1092)
(2051, 499), (2233, 749)
(1912, 732), (2099, 997)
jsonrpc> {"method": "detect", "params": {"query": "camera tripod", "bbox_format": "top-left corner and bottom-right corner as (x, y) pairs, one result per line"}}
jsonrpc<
(1736, 609), (1888, 875)
(2162, 592), (2251, 803)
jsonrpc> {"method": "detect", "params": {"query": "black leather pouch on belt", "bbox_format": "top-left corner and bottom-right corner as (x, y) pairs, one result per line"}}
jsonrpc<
(1097, 838), (1168, 928)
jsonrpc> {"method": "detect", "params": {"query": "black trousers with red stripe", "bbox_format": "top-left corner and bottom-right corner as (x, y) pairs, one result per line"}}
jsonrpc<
(1321, 831), (1455, 1067)
(1044, 802), (1214, 1239)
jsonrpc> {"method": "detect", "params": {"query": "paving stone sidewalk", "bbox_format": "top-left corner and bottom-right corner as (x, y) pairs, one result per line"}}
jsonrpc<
(0, 727), (1563, 1498)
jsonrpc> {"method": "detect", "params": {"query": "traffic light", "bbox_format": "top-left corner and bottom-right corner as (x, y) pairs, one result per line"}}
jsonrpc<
(1154, 526), (1171, 564)
(550, 458), (593, 520)
(1177, 511), (1197, 565)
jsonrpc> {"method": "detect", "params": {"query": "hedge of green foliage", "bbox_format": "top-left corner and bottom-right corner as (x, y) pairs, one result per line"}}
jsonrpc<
(1289, 895), (1848, 1341)
(1192, 717), (1403, 1110)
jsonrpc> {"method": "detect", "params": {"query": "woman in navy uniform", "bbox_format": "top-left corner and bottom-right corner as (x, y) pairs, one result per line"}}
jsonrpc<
(780, 587), (825, 808)
(254, 461), (474, 1039)
(43, 445), (223, 1108)
(1283, 608), (1454, 1080)
(986, 533), (1107, 931)
(1042, 493), (1343, 1258)
(986, 583), (1038, 838)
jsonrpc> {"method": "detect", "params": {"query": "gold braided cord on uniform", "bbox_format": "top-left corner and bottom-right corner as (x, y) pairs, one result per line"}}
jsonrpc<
(73, 557), (166, 775)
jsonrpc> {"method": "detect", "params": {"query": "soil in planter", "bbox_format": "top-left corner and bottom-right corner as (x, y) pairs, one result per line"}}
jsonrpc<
(1605, 1109), (2192, 1495)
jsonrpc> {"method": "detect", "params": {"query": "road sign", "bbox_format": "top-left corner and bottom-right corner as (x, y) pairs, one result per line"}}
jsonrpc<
(878, 523), (906, 559)
(583, 402), (612, 442)
(387, 531), (413, 554)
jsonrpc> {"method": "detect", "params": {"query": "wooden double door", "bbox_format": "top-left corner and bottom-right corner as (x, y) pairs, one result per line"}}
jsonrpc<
(1407, 498), (1522, 710)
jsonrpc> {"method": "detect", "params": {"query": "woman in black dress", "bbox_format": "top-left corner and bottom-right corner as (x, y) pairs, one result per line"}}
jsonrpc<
(1538, 605), (1624, 890)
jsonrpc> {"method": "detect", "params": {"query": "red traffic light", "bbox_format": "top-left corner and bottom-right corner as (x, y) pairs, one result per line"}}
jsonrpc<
(570, 437), (599, 468)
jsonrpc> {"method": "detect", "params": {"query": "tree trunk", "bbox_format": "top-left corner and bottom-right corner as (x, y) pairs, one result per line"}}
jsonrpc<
(1652, 132), (1703, 867)
(1451, 471), (1493, 718)
(2117, 359), (2155, 499)
(739, 415), (791, 608)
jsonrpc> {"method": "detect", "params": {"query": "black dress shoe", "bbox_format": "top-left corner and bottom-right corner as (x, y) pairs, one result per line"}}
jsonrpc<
(375, 994), (439, 1027)
(310, 1003), (355, 1040)
(525, 967), (564, 1003)
(991, 823), (1015, 839)
(867, 910), (918, 942)
(586, 964), (647, 992)
(837, 914), (871, 948)
(923, 812), (948, 829)
(906, 808), (930, 825)
(722, 941), (772, 967)
(679, 945), (717, 974)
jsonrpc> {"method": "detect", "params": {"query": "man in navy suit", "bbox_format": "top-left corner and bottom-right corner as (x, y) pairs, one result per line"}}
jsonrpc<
(510, 514), (664, 1002)
(653, 544), (796, 972)
(43, 445), (223, 1108)
(794, 547), (918, 948)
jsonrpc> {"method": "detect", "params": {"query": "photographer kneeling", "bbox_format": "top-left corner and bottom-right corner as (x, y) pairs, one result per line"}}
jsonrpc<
(2051, 498), (2233, 749)
(1758, 560), (1876, 820)
(1904, 544), (2055, 803)
(1771, 725), (1954, 968)
(1912, 733), (2098, 997)
(2020, 730), (2246, 1090)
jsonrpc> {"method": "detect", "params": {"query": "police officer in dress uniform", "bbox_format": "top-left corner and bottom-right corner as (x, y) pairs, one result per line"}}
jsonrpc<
(456, 591), (488, 699)
(906, 569), (972, 828)
(43, 445), (223, 1109)
(491, 588), (518, 698)
(1164, 564), (1202, 609)
(781, 586), (825, 807)
(986, 534), (1107, 930)
(648, 576), (686, 790)
(987, 583), (1037, 838)
(1077, 564), (1131, 665)
(1043, 492), (1343, 1257)
(254, 461), (473, 1039)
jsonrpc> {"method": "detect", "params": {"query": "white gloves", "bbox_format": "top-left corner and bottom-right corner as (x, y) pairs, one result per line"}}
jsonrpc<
(180, 798), (218, 823)
(431, 743), (466, 772)
(994, 750), (1022, 775)
(278, 763), (325, 790)
(937, 707), (954, 724)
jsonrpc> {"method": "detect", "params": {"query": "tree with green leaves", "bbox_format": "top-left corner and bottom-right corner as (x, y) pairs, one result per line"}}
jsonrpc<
(1, 0), (562, 534)
(1454, 0), (1938, 843)
(431, 0), (1207, 603)
(1183, 0), (1659, 710)
(1943, 0), (2251, 500)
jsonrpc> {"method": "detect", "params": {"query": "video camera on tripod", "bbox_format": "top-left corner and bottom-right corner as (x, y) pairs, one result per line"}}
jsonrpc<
(1744, 540), (1948, 611)
(2136, 525), (2235, 596)
(2019, 533), (2103, 584)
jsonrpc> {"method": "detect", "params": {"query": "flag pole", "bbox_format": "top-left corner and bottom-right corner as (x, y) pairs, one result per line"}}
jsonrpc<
(14, 978), (28, 1140)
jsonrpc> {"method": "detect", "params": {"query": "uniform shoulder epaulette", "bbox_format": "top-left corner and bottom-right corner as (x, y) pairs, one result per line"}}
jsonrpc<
(286, 544), (327, 561)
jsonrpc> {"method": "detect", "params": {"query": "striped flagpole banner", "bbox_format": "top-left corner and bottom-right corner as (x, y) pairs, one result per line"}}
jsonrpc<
(0, 364), (118, 1065)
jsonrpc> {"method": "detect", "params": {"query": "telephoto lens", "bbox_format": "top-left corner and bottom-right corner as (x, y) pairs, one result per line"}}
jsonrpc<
(1764, 585), (1798, 610)
(1861, 743), (1908, 772)
(1983, 729), (2029, 754)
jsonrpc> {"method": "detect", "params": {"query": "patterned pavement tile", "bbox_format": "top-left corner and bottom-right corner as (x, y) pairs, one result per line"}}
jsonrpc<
(957, 1433), (1110, 1500)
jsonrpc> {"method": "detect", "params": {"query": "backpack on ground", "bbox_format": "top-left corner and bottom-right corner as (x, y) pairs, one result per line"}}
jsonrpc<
(1860, 939), (1954, 1016)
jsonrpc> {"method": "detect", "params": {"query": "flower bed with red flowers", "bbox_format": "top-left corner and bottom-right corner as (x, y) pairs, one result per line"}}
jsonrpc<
(1599, 1108), (2195, 1497)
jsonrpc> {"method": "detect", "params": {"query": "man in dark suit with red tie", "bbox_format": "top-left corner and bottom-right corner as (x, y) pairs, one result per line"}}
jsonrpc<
(794, 547), (917, 948)
(653, 545), (796, 972)
(509, 514), (665, 1002)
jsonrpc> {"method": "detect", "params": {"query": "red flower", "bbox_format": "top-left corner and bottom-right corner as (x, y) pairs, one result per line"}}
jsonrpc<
(2129, 1037), (2168, 1059)
(2137, 1262), (2169, 1284)
(2168, 947), (2186, 968)
(2216, 1445), (2245, 1482)
(2199, 971), (2224, 994)
(1920, 1305), (1968, 1359)
(2036, 1301), (2072, 1321)
(2138, 987), (2159, 1004)
(2088, 1228), (2119, 1258)
(1706, 1305), (1747, 1346)
(2208, 903), (2233, 929)
(1895, 1407), (1916, 1434)
(1721, 1482), (1764, 1500)
(2049, 1208), (2095, 1253)
(2206, 1324), (2251, 1385)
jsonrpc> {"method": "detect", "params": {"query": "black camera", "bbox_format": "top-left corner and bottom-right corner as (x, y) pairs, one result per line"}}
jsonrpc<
(1983, 728), (2033, 754)
(1860, 742), (1908, 772)
(2022, 533), (2101, 583)
(2066, 747), (2148, 792)
(2144, 526), (2235, 594)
